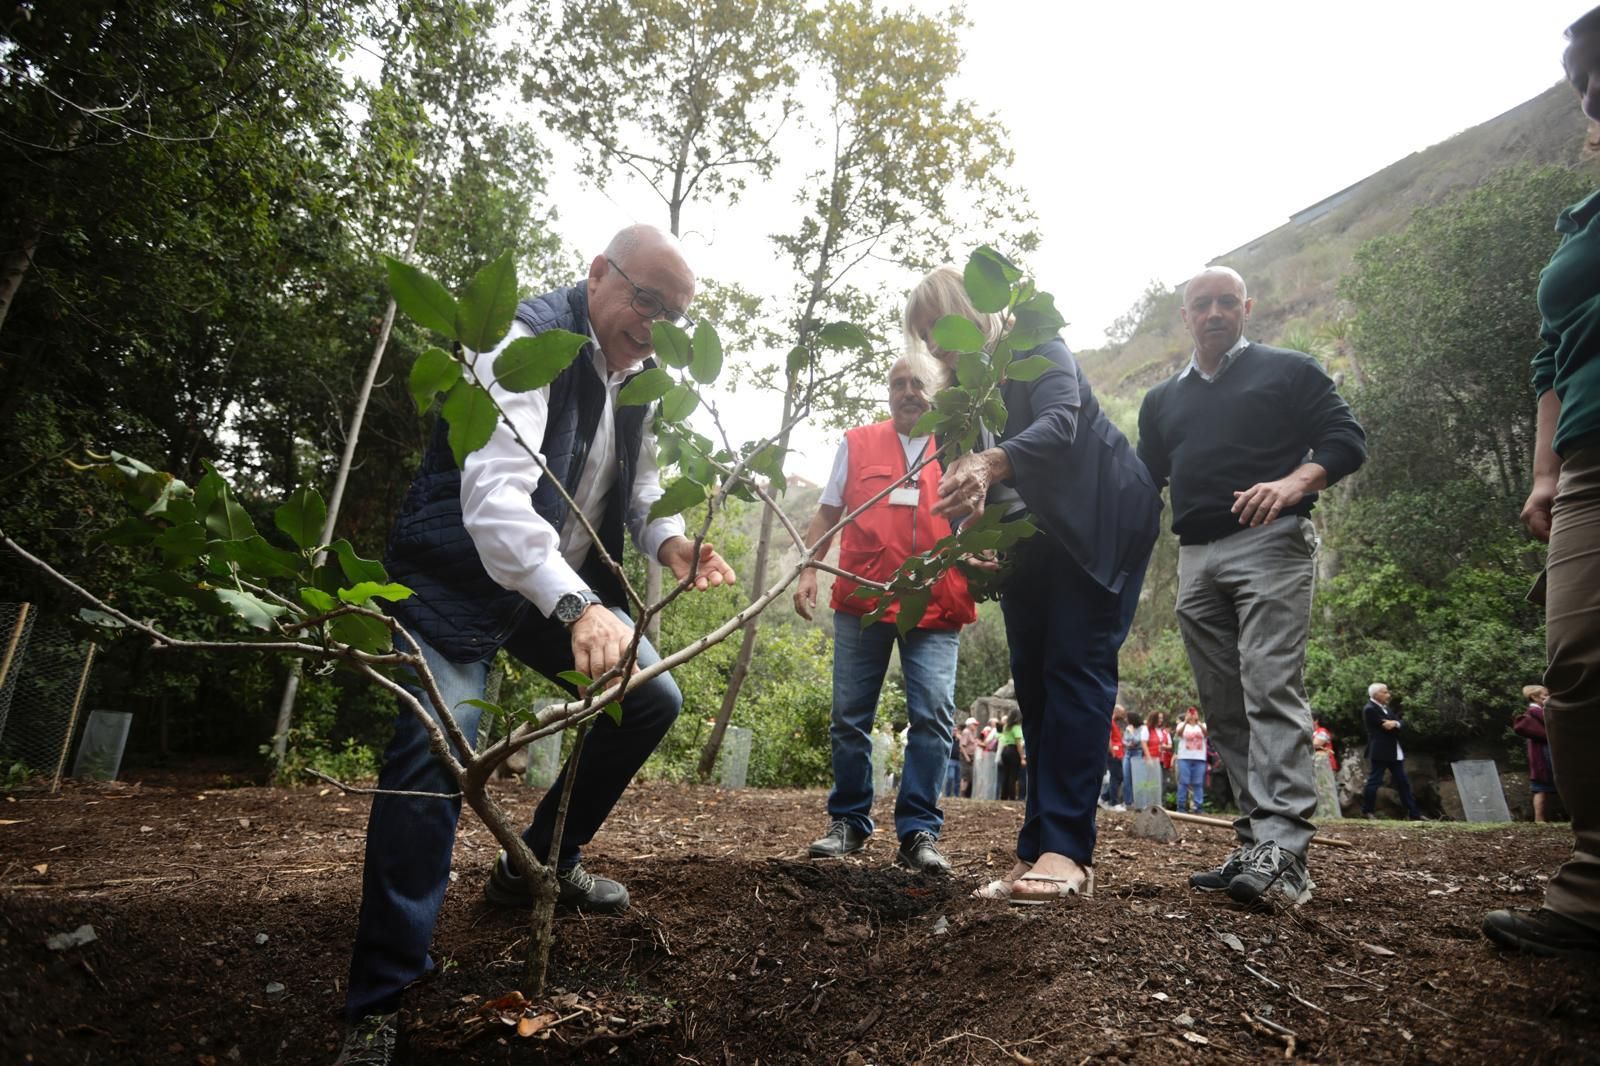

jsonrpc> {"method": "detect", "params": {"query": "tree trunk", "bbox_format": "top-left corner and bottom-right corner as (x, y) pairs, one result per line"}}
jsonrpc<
(0, 222), (41, 340)
(697, 388), (795, 779)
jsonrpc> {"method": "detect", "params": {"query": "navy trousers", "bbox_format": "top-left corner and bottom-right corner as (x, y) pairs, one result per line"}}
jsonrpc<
(1001, 535), (1146, 866)
(344, 607), (680, 1021)
(1362, 757), (1423, 819)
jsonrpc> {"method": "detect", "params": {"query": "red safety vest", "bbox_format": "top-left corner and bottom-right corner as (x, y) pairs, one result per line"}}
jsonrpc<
(829, 420), (976, 630)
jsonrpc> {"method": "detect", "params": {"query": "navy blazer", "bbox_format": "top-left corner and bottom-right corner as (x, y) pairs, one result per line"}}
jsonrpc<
(994, 338), (1161, 594)
(1363, 699), (1406, 762)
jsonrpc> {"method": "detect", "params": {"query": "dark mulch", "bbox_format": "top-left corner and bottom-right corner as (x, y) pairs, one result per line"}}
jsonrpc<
(2, 777), (1595, 1063)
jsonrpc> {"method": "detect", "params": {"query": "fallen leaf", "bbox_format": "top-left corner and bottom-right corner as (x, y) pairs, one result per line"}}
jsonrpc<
(32, 863), (47, 875)
(516, 1012), (558, 1038)
(0, 819), (26, 826)
(1218, 932), (1246, 953)
(139, 825), (154, 833)
(46, 924), (97, 950)
(1151, 991), (1169, 1002)
(1361, 942), (1396, 957)
(1183, 1032), (1210, 1045)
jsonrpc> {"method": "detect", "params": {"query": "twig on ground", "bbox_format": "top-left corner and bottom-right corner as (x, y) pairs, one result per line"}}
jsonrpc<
(301, 767), (460, 800)
(1242, 1012), (1297, 1059)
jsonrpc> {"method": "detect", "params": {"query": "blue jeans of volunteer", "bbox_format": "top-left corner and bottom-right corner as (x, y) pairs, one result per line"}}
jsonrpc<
(826, 618), (960, 841)
(345, 608), (680, 1023)
(1177, 757), (1207, 811)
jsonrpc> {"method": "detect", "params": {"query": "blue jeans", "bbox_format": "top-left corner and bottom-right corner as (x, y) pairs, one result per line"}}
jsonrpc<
(827, 620), (960, 840)
(1177, 758), (1206, 811)
(1103, 752), (1124, 804)
(1002, 535), (1146, 866)
(345, 608), (680, 1022)
(944, 758), (962, 797)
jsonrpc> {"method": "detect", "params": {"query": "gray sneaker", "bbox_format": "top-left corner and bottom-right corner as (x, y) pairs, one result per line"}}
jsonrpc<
(1225, 841), (1313, 906)
(1188, 845), (1249, 892)
(334, 1012), (398, 1066)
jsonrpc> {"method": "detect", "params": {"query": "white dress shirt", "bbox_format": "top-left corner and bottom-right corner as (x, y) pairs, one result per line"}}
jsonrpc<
(1180, 335), (1250, 382)
(459, 319), (684, 617)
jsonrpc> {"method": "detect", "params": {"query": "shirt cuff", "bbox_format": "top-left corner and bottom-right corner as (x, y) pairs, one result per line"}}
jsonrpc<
(523, 556), (590, 618)
(640, 517), (686, 567)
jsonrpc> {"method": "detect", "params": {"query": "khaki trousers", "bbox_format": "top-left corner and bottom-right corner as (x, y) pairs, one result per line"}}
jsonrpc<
(1545, 446), (1600, 930)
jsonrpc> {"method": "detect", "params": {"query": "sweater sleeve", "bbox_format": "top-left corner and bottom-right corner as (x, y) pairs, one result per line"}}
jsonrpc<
(996, 340), (1081, 473)
(1136, 383), (1170, 489)
(1293, 355), (1367, 485)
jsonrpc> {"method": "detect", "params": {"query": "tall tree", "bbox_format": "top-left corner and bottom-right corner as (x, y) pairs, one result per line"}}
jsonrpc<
(697, 0), (1035, 776)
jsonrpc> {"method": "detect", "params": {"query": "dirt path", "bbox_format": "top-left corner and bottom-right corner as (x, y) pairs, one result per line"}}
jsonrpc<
(2, 778), (1595, 1063)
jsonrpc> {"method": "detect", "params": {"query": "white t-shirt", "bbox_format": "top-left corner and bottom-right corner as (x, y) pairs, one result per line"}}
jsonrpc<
(1177, 722), (1208, 760)
(819, 433), (931, 507)
(1123, 723), (1149, 754)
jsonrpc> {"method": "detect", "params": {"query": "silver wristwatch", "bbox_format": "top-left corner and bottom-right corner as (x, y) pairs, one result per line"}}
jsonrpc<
(554, 588), (601, 627)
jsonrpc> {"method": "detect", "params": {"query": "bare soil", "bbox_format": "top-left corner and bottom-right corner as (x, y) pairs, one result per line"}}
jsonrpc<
(2, 777), (1597, 1064)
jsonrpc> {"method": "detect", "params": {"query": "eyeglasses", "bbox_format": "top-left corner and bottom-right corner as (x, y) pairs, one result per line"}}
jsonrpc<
(607, 257), (694, 327)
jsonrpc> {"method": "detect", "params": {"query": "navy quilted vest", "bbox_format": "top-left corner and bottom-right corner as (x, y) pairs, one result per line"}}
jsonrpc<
(385, 283), (653, 663)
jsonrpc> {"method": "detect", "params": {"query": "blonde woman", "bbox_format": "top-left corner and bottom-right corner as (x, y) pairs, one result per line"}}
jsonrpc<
(906, 265), (1160, 903)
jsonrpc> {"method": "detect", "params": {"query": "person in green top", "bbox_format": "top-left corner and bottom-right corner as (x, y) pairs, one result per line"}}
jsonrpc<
(997, 713), (1026, 802)
(1483, 4), (1600, 962)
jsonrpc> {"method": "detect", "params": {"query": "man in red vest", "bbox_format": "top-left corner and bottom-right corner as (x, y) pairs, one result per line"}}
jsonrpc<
(793, 358), (977, 872)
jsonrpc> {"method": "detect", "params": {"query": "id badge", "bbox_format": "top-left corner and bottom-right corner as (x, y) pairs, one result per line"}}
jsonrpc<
(888, 486), (920, 507)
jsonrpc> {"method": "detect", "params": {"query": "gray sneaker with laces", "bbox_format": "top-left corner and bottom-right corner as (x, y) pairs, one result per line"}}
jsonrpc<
(334, 1012), (398, 1066)
(1188, 845), (1249, 892)
(1225, 841), (1313, 906)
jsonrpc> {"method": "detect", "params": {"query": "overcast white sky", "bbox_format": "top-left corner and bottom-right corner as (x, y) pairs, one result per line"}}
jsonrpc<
(536, 1), (1586, 480)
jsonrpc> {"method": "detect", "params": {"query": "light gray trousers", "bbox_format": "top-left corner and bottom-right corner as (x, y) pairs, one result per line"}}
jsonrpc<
(1176, 516), (1319, 861)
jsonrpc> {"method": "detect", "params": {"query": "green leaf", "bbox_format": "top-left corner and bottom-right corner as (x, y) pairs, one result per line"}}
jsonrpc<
(458, 698), (503, 717)
(651, 321), (693, 368)
(860, 600), (893, 627)
(982, 394), (1008, 432)
(215, 588), (287, 631)
(617, 367), (673, 407)
(77, 608), (126, 630)
(690, 320), (723, 384)
(140, 571), (228, 615)
(409, 347), (461, 413)
(932, 315), (985, 354)
(455, 250), (519, 353)
(196, 466), (256, 542)
(785, 345), (807, 378)
(911, 410), (945, 436)
(217, 536), (306, 580)
(153, 522), (208, 561)
(964, 248), (1016, 314)
(329, 539), (387, 585)
(660, 384), (699, 422)
(338, 581), (414, 606)
(895, 589), (932, 635)
(300, 587), (337, 613)
(385, 256), (458, 340)
(558, 669), (592, 688)
(495, 331), (587, 392)
(1009, 292), (1067, 349)
(442, 379), (498, 466)
(648, 477), (708, 522)
(330, 612), (392, 654)
(817, 321), (871, 350)
(602, 702), (623, 726)
(95, 516), (159, 548)
(275, 486), (327, 552)
(956, 351), (986, 390)
(1005, 355), (1057, 382)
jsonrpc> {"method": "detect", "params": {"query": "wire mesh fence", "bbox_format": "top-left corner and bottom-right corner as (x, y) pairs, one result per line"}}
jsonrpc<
(0, 603), (99, 790)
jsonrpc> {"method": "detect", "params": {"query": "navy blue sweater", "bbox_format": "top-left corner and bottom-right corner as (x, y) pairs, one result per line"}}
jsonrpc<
(1136, 343), (1366, 544)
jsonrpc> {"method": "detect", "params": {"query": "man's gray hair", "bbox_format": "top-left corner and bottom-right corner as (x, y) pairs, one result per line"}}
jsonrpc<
(1368, 682), (1388, 699)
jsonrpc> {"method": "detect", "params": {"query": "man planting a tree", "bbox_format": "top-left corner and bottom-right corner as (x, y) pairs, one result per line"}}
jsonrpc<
(337, 224), (736, 1064)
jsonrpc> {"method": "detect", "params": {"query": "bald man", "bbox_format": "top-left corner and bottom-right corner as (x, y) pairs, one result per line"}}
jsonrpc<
(338, 225), (735, 1063)
(1136, 267), (1365, 908)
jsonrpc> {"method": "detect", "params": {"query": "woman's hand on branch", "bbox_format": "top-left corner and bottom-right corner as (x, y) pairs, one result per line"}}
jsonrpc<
(934, 448), (1011, 520)
(660, 536), (736, 591)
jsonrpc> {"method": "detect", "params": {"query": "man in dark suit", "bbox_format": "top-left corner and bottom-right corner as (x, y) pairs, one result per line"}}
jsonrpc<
(1361, 682), (1424, 820)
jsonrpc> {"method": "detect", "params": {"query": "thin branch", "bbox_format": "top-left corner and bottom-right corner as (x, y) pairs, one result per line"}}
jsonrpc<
(302, 767), (460, 799)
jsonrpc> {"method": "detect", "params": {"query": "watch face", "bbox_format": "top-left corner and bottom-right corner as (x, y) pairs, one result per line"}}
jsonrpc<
(556, 593), (586, 624)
